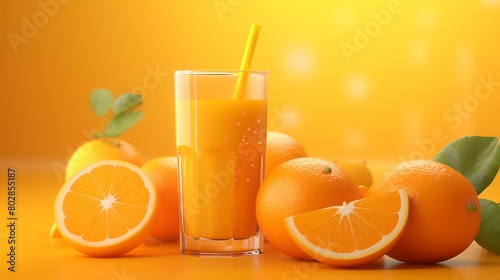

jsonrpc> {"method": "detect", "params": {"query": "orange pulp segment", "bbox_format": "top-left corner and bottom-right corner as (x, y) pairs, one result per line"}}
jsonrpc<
(54, 160), (158, 257)
(284, 189), (409, 267)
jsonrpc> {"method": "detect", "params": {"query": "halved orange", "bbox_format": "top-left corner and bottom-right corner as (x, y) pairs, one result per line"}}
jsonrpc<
(284, 189), (409, 267)
(54, 160), (158, 257)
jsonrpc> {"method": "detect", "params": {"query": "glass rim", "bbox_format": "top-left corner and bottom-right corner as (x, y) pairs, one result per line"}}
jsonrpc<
(175, 70), (268, 75)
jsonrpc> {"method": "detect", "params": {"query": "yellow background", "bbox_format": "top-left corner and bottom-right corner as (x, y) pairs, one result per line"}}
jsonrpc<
(1, 2), (500, 178)
(1, 1), (500, 278)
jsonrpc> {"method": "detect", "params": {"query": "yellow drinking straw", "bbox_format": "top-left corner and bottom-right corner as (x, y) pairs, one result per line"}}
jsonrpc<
(234, 24), (261, 100)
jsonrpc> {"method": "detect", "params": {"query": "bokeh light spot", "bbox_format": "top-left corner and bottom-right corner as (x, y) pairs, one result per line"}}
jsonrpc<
(483, 0), (500, 7)
(409, 38), (428, 68)
(333, 8), (357, 31)
(286, 46), (315, 77)
(346, 74), (370, 100)
(416, 9), (438, 30)
(455, 43), (475, 90)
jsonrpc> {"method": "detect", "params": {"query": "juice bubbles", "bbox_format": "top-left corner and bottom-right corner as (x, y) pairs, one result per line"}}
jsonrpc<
(175, 71), (267, 255)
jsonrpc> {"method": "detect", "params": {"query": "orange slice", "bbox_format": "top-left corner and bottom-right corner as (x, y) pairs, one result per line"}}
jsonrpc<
(284, 189), (409, 267)
(54, 160), (158, 257)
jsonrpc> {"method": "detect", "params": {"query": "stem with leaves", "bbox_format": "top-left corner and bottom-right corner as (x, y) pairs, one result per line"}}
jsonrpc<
(90, 89), (144, 138)
(434, 135), (500, 255)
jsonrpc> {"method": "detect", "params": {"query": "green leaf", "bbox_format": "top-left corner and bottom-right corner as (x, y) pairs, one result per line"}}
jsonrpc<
(475, 198), (500, 255)
(434, 136), (500, 195)
(112, 93), (142, 115)
(102, 110), (144, 137)
(91, 89), (114, 117)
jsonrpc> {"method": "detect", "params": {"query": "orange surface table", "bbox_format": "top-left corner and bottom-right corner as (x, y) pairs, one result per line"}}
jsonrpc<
(1, 163), (500, 280)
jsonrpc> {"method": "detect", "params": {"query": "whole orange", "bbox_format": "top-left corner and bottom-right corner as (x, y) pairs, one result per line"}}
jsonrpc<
(333, 159), (373, 187)
(264, 131), (307, 177)
(256, 157), (363, 260)
(65, 138), (143, 181)
(142, 156), (179, 242)
(367, 160), (481, 263)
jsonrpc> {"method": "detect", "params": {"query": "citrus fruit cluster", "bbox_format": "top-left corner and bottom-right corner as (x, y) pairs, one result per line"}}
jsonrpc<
(257, 133), (486, 268)
(256, 157), (363, 260)
(53, 130), (360, 257)
(53, 137), (180, 257)
(52, 88), (182, 257)
(53, 126), (497, 264)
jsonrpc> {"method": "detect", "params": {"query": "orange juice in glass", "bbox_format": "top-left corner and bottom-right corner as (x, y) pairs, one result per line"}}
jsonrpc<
(175, 70), (268, 255)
